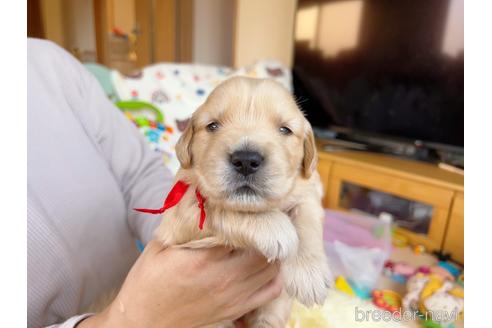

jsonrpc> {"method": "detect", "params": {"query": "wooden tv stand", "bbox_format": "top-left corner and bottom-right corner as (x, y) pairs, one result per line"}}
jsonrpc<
(316, 142), (464, 264)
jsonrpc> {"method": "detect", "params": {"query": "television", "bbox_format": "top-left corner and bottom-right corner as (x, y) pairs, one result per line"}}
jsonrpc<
(293, 0), (464, 163)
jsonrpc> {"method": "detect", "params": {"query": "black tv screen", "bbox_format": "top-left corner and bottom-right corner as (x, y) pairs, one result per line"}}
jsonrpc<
(293, 0), (464, 147)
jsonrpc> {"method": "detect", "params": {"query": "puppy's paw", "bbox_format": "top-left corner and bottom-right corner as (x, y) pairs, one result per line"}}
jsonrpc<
(251, 218), (299, 262)
(283, 256), (333, 307)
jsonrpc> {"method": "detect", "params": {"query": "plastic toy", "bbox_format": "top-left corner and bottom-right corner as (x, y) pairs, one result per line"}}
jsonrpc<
(403, 274), (463, 327)
(335, 276), (355, 296)
(372, 289), (402, 314)
(392, 232), (409, 247)
(393, 262), (417, 277)
(145, 130), (160, 143)
(383, 261), (394, 276)
(456, 273), (464, 287)
(372, 222), (388, 239)
(413, 244), (426, 255)
(116, 100), (165, 123)
(135, 117), (150, 127)
(430, 266), (454, 281)
(383, 260), (394, 270)
(116, 99), (175, 153)
(384, 260), (417, 283)
(438, 261), (460, 278)
(394, 274), (409, 284)
(347, 279), (371, 299)
(417, 266), (431, 274)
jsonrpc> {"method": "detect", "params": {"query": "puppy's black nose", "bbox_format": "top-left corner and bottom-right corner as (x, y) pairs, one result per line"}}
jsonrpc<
(230, 151), (263, 176)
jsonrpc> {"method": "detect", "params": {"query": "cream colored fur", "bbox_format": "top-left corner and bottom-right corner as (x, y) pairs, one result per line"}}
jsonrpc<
(154, 77), (333, 328)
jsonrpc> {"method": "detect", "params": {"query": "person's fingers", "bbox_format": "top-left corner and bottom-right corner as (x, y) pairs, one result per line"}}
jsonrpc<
(153, 240), (233, 262)
(143, 239), (166, 255)
(240, 261), (280, 294)
(177, 246), (234, 263)
(202, 245), (235, 261)
(242, 273), (283, 313)
(227, 250), (270, 278)
(175, 237), (235, 259)
(233, 318), (247, 328)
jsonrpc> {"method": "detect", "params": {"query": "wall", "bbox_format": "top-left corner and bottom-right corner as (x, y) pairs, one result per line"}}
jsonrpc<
(192, 0), (234, 66)
(40, 0), (96, 61)
(64, 0), (97, 60)
(442, 0), (464, 57)
(234, 0), (297, 68)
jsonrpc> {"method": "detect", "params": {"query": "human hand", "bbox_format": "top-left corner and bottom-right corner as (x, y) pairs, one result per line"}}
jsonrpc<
(78, 239), (282, 328)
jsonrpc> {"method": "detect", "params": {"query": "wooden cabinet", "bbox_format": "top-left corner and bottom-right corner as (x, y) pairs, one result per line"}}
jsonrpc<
(316, 145), (464, 264)
(442, 193), (464, 263)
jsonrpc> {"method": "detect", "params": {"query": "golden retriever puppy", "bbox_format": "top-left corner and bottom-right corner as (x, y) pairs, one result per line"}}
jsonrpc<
(150, 77), (332, 327)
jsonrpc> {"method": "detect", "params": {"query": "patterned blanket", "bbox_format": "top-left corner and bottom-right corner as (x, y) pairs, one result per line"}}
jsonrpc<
(86, 60), (292, 174)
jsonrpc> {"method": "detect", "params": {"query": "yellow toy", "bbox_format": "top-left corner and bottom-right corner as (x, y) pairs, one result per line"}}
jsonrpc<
(413, 244), (426, 255)
(334, 276), (355, 296)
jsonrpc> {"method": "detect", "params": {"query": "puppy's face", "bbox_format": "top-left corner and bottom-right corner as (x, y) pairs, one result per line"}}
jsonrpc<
(176, 77), (317, 211)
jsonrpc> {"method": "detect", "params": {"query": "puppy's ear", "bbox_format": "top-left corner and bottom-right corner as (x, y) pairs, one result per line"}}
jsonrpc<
(175, 118), (194, 168)
(302, 123), (317, 179)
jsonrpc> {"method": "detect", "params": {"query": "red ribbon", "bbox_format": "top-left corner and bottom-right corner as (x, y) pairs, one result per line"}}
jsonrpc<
(134, 180), (207, 230)
(195, 189), (206, 230)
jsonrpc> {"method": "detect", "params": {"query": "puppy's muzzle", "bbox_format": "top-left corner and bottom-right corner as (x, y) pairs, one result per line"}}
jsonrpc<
(230, 150), (264, 176)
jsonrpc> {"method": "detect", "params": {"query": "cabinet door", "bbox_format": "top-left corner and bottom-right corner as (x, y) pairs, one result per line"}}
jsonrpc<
(326, 163), (454, 251)
(317, 159), (332, 208)
(443, 193), (464, 264)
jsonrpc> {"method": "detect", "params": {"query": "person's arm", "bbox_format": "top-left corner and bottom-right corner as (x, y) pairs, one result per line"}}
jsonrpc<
(85, 75), (173, 244)
(29, 42), (169, 328)
(56, 48), (173, 244)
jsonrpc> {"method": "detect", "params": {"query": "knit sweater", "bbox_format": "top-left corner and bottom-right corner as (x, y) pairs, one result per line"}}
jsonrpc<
(27, 39), (173, 327)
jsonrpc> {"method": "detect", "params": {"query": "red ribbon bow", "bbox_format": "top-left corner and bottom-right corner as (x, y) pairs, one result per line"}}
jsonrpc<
(134, 180), (207, 230)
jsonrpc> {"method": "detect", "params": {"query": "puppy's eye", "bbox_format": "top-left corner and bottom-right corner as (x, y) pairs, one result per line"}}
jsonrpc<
(279, 126), (293, 135)
(206, 122), (220, 132)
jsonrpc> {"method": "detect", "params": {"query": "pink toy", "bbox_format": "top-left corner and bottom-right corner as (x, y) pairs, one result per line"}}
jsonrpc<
(430, 266), (454, 281)
(393, 263), (416, 277)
